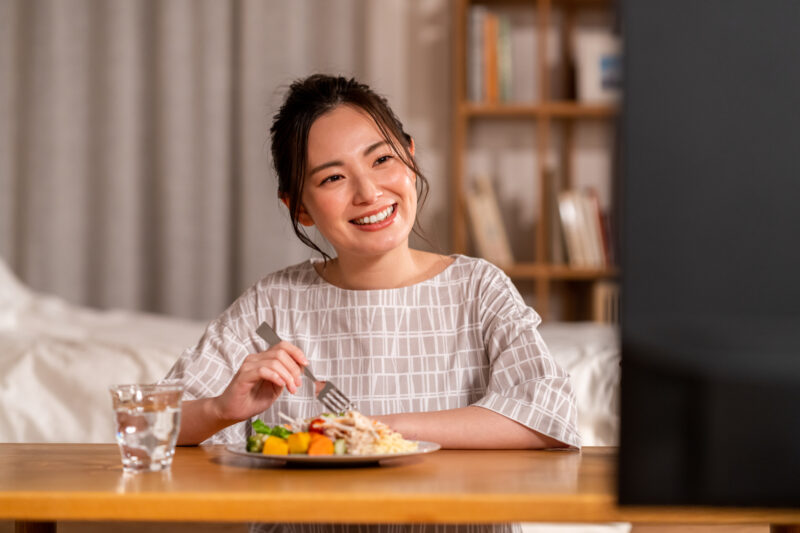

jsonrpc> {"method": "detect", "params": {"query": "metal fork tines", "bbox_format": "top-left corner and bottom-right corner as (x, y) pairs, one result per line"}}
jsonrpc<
(255, 322), (354, 414)
(301, 366), (353, 414)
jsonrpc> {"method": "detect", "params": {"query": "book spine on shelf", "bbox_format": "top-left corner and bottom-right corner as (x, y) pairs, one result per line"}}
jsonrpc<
(601, 211), (615, 267)
(497, 14), (513, 103)
(586, 188), (612, 268)
(467, 6), (487, 102)
(465, 174), (514, 266)
(577, 191), (605, 268)
(557, 191), (586, 267)
(546, 168), (566, 265)
(484, 12), (499, 104)
(510, 12), (536, 103)
(572, 191), (598, 267)
(558, 189), (611, 269)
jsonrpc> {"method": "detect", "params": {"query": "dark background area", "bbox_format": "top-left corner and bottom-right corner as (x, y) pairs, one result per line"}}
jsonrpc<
(619, 0), (800, 506)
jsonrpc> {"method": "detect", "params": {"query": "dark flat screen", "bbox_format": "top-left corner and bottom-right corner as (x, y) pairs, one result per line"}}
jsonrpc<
(618, 0), (800, 507)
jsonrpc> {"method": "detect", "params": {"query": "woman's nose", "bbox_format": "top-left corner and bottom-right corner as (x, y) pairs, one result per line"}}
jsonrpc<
(352, 174), (382, 204)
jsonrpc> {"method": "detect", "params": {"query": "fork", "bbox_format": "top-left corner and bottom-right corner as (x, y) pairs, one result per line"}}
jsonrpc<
(255, 322), (354, 414)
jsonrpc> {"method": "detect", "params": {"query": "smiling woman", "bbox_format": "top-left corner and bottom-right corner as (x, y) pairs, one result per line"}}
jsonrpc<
(270, 75), (430, 266)
(289, 104), (422, 285)
(164, 74), (580, 533)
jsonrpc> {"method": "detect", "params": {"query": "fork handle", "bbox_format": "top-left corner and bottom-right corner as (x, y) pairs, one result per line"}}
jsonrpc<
(256, 321), (317, 381)
(255, 322), (281, 346)
(302, 366), (318, 382)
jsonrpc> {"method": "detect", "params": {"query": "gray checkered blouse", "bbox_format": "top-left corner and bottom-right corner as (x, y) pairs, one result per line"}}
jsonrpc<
(165, 255), (580, 533)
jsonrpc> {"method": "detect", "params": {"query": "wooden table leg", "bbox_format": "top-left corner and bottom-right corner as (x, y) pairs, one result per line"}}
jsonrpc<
(14, 521), (56, 533)
(771, 526), (800, 533)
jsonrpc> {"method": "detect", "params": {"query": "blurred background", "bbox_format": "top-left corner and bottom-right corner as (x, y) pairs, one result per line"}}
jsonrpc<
(0, 0), (453, 320)
(0, 0), (617, 321)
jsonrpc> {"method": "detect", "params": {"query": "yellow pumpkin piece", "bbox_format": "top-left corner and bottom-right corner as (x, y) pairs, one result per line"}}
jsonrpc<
(307, 434), (334, 456)
(262, 435), (289, 455)
(287, 432), (311, 454)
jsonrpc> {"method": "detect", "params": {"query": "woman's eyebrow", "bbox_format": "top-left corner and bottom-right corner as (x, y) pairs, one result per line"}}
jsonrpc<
(308, 140), (389, 176)
(363, 140), (388, 156)
(309, 160), (342, 176)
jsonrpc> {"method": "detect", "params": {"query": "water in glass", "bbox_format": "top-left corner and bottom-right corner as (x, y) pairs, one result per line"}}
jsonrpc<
(110, 383), (183, 473)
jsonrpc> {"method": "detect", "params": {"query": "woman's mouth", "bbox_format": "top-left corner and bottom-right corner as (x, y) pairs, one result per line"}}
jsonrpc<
(350, 204), (397, 226)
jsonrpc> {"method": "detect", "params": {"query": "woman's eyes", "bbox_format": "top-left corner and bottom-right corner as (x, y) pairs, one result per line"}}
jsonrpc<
(321, 175), (343, 185)
(319, 155), (393, 185)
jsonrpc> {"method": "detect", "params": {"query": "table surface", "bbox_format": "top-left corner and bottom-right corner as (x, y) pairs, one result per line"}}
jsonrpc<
(1, 444), (798, 525)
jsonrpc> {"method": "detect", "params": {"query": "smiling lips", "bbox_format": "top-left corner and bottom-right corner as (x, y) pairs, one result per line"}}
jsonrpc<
(351, 204), (397, 227)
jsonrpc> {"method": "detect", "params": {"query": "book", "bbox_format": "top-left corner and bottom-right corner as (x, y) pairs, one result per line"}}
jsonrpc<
(465, 175), (514, 266)
(577, 191), (605, 268)
(557, 191), (587, 267)
(467, 6), (487, 102)
(600, 211), (615, 267)
(545, 168), (566, 265)
(483, 12), (499, 103)
(468, 6), (536, 104)
(510, 11), (536, 102)
(586, 187), (613, 267)
(497, 14), (513, 102)
(557, 189), (607, 268)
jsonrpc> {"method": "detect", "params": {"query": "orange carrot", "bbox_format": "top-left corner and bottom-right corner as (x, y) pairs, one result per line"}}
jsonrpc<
(307, 434), (334, 456)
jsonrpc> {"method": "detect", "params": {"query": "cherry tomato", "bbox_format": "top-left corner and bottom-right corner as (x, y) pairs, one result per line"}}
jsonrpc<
(308, 418), (325, 434)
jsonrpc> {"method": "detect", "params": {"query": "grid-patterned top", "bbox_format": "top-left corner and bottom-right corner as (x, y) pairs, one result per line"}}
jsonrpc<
(165, 255), (580, 449)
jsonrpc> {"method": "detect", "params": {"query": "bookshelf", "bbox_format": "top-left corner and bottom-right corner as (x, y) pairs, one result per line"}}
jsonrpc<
(450, 0), (619, 321)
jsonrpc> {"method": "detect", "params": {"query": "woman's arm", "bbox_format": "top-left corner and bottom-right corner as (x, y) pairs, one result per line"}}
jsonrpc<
(374, 406), (567, 449)
(176, 340), (308, 445)
(177, 398), (233, 445)
(459, 263), (580, 449)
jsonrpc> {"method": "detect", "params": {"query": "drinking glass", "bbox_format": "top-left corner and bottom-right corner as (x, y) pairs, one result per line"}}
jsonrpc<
(109, 383), (184, 473)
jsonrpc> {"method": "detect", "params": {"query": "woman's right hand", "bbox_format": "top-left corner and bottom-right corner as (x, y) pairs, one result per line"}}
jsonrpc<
(211, 341), (308, 424)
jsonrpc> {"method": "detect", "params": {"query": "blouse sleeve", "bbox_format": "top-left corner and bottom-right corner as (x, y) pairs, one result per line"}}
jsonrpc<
(470, 262), (581, 448)
(163, 289), (265, 445)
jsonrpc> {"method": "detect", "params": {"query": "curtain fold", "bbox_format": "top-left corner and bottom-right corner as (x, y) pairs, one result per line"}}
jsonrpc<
(0, 0), (452, 320)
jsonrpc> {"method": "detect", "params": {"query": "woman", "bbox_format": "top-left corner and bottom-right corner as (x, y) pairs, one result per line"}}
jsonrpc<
(168, 74), (579, 506)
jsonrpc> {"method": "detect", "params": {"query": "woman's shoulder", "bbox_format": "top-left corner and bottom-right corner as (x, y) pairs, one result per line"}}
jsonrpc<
(441, 254), (510, 286)
(214, 261), (317, 322)
(252, 259), (319, 291)
(445, 255), (526, 311)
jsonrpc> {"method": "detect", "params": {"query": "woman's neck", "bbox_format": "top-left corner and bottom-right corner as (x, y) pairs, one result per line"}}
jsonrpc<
(316, 248), (451, 290)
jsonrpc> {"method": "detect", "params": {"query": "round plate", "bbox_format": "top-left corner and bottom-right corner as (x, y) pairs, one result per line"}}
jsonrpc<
(226, 441), (441, 465)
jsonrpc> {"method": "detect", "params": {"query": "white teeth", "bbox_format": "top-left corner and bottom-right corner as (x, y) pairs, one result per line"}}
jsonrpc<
(353, 205), (395, 225)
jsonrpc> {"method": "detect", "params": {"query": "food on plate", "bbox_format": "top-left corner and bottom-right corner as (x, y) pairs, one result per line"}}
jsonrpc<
(262, 435), (289, 455)
(245, 410), (418, 456)
(307, 433), (334, 456)
(286, 432), (311, 454)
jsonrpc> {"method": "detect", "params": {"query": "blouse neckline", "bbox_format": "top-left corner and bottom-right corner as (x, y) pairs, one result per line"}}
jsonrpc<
(307, 254), (465, 293)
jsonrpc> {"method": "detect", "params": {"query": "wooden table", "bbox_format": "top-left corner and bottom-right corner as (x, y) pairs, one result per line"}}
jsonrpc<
(1, 444), (798, 532)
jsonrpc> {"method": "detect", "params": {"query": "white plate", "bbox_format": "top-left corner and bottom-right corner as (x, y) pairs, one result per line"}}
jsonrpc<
(226, 440), (441, 465)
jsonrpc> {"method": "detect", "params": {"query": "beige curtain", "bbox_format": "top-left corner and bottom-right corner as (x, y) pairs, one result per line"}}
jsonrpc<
(0, 0), (452, 319)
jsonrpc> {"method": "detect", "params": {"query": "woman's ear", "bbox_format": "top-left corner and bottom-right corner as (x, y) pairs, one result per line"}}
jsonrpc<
(280, 195), (315, 227)
(407, 137), (417, 182)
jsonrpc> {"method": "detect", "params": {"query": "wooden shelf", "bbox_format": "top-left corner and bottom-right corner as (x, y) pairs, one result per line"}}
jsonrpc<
(501, 263), (618, 280)
(552, 0), (614, 7)
(474, 0), (614, 5)
(461, 101), (618, 119)
(451, 0), (620, 320)
(461, 103), (548, 117)
(546, 101), (618, 118)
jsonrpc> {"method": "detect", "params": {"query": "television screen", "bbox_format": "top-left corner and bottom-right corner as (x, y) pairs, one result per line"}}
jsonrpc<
(618, 0), (800, 506)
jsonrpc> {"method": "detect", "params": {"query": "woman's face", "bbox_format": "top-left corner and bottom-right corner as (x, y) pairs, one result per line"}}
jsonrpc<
(297, 104), (417, 260)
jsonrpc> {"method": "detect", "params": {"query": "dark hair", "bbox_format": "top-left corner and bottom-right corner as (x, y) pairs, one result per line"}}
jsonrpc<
(270, 74), (430, 260)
